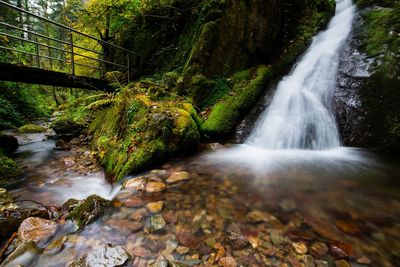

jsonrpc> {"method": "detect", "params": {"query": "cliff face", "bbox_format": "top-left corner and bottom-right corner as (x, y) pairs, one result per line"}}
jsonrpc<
(91, 0), (336, 181)
(336, 1), (400, 153)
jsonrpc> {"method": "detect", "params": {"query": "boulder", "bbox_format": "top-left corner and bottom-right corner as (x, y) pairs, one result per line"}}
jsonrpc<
(0, 134), (18, 154)
(69, 244), (130, 267)
(51, 119), (85, 137)
(67, 195), (110, 230)
(18, 217), (58, 244)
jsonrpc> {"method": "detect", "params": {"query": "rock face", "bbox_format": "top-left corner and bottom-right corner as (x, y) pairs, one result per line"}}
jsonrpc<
(18, 217), (58, 244)
(69, 244), (130, 267)
(67, 195), (110, 230)
(0, 134), (18, 154)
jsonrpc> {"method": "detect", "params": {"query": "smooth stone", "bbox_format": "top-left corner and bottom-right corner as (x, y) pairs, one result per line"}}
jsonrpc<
(226, 223), (249, 249)
(246, 210), (278, 223)
(150, 169), (169, 179)
(44, 235), (68, 254)
(150, 214), (166, 231)
(114, 190), (134, 201)
(146, 182), (166, 193)
(334, 260), (351, 267)
(146, 201), (164, 213)
(69, 244), (130, 267)
(219, 256), (237, 267)
(18, 217), (58, 244)
(124, 196), (145, 208)
(303, 255), (315, 267)
(107, 218), (143, 234)
(292, 242), (308, 254)
(176, 232), (202, 249)
(166, 171), (190, 184)
(127, 245), (153, 259)
(310, 242), (329, 258)
(176, 246), (190, 254)
(122, 177), (146, 192)
(315, 260), (329, 267)
(128, 208), (148, 221)
(357, 257), (371, 265)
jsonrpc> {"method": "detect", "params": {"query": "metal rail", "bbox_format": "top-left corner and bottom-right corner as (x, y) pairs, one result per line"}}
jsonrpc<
(0, 0), (137, 83)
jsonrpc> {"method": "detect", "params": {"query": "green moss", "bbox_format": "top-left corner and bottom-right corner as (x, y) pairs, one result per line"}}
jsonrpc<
(0, 156), (23, 187)
(201, 66), (272, 138)
(18, 124), (47, 134)
(67, 195), (110, 230)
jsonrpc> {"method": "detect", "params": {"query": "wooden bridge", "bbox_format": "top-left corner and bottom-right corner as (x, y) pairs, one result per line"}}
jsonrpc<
(0, 0), (137, 91)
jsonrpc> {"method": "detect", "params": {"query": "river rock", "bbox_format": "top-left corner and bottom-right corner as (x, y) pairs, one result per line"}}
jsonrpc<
(166, 171), (190, 184)
(356, 257), (371, 265)
(146, 181), (166, 193)
(310, 242), (329, 258)
(1, 241), (42, 266)
(107, 218), (143, 234)
(0, 134), (18, 154)
(123, 177), (146, 192)
(177, 231), (202, 249)
(226, 223), (249, 249)
(67, 195), (110, 230)
(246, 210), (277, 223)
(18, 217), (57, 244)
(62, 198), (81, 212)
(329, 241), (353, 259)
(69, 244), (130, 267)
(150, 169), (169, 179)
(0, 207), (48, 237)
(51, 118), (84, 137)
(292, 241), (308, 254)
(219, 256), (237, 267)
(150, 214), (166, 232)
(128, 208), (148, 221)
(124, 196), (145, 207)
(334, 260), (351, 267)
(146, 201), (164, 213)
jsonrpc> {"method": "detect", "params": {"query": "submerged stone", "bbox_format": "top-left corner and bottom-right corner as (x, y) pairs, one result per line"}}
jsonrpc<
(1, 241), (42, 266)
(150, 214), (166, 232)
(146, 201), (164, 213)
(69, 244), (130, 267)
(146, 181), (166, 193)
(166, 171), (190, 184)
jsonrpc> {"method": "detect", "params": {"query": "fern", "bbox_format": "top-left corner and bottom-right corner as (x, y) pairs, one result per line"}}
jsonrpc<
(86, 98), (118, 110)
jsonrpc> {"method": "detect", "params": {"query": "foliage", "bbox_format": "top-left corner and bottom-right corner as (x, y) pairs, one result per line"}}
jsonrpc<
(0, 156), (23, 188)
(18, 124), (47, 134)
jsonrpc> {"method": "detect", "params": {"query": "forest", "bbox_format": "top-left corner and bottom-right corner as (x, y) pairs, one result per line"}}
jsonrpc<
(0, 0), (399, 266)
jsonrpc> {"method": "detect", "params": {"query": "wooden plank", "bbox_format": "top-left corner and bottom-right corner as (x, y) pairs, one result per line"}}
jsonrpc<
(0, 62), (114, 91)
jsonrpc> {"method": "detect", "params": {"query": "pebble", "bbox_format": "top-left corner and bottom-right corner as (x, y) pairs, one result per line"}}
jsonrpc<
(334, 259), (351, 267)
(150, 169), (169, 179)
(219, 256), (237, 267)
(146, 201), (164, 213)
(176, 246), (190, 254)
(357, 257), (371, 265)
(123, 177), (146, 192)
(292, 241), (308, 254)
(146, 181), (166, 193)
(107, 218), (143, 234)
(310, 242), (329, 258)
(124, 196), (145, 207)
(166, 171), (190, 184)
(128, 208), (148, 221)
(150, 214), (166, 231)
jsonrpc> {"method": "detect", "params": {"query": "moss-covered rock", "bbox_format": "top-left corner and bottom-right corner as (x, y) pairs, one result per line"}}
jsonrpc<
(0, 156), (23, 187)
(67, 195), (110, 231)
(18, 124), (47, 134)
(0, 134), (18, 154)
(201, 66), (272, 138)
(50, 118), (86, 137)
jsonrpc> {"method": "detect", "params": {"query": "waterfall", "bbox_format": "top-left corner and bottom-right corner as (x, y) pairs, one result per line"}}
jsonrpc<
(246, 0), (355, 150)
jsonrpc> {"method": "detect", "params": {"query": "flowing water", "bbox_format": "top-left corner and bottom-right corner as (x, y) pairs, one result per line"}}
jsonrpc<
(2, 0), (400, 266)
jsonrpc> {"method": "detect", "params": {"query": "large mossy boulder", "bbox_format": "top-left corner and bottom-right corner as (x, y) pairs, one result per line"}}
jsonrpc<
(0, 156), (23, 187)
(0, 134), (18, 154)
(50, 118), (85, 137)
(67, 195), (110, 231)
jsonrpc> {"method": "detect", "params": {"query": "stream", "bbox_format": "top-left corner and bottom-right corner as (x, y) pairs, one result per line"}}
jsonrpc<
(2, 0), (400, 266)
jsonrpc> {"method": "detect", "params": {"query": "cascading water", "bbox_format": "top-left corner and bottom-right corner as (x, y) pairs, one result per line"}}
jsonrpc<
(246, 0), (355, 150)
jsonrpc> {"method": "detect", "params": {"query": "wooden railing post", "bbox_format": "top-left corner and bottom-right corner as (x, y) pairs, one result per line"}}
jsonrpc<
(35, 36), (40, 68)
(69, 31), (75, 76)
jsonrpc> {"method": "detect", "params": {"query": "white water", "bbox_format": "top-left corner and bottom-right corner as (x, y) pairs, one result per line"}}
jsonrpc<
(247, 0), (355, 150)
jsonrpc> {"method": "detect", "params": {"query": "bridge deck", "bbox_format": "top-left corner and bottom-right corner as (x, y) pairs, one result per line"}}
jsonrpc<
(0, 63), (113, 91)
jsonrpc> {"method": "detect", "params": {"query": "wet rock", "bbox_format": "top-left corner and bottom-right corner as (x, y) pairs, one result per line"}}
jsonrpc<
(246, 210), (278, 223)
(0, 207), (48, 237)
(292, 241), (308, 254)
(18, 217), (58, 244)
(329, 241), (353, 259)
(124, 195), (145, 208)
(176, 246), (190, 254)
(1, 241), (42, 266)
(270, 231), (290, 245)
(69, 244), (130, 267)
(107, 218), (143, 234)
(315, 260), (329, 267)
(122, 177), (146, 192)
(44, 235), (67, 254)
(335, 220), (360, 235)
(334, 259), (351, 267)
(67, 195), (110, 230)
(51, 119), (84, 137)
(357, 257), (371, 265)
(304, 218), (338, 241)
(226, 223), (249, 249)
(0, 134), (18, 154)
(142, 237), (166, 253)
(146, 181), (166, 193)
(150, 214), (166, 232)
(310, 242), (329, 258)
(147, 201), (164, 213)
(177, 231), (202, 249)
(129, 246), (153, 260)
(219, 256), (237, 267)
(303, 255), (315, 267)
(166, 171), (190, 184)
(62, 198), (81, 213)
(129, 208), (148, 221)
(163, 210), (178, 224)
(64, 156), (76, 167)
(114, 190), (134, 201)
(150, 169), (169, 179)
(0, 188), (18, 211)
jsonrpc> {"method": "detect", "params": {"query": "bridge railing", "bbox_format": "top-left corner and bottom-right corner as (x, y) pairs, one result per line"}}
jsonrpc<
(0, 0), (137, 82)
